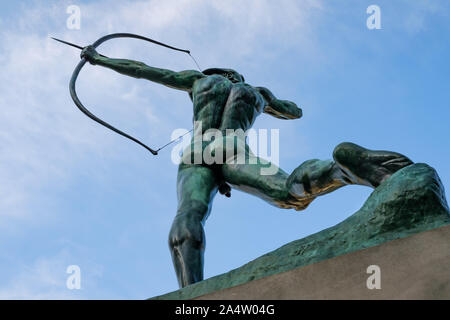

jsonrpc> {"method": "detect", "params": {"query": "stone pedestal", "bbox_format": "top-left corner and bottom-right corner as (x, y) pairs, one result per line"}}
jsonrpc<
(152, 164), (450, 300)
(196, 225), (450, 299)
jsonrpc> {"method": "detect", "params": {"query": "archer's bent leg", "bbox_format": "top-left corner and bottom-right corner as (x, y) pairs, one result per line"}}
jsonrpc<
(168, 163), (218, 288)
(221, 150), (348, 211)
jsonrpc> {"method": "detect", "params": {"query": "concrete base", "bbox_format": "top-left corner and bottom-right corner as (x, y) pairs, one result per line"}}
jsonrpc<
(196, 225), (450, 300)
(153, 164), (449, 300)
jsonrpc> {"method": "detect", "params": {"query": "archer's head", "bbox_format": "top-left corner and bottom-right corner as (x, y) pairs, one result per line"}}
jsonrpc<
(202, 68), (245, 83)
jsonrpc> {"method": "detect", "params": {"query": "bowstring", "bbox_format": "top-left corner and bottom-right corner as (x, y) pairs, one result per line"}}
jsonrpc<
(188, 53), (202, 72)
(155, 128), (193, 153)
(155, 51), (200, 153)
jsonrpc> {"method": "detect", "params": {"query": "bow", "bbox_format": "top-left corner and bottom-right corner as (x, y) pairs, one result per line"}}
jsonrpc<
(55, 33), (200, 155)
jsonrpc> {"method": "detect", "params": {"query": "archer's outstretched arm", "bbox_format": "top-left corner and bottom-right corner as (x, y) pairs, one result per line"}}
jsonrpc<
(81, 46), (204, 91)
(256, 87), (302, 120)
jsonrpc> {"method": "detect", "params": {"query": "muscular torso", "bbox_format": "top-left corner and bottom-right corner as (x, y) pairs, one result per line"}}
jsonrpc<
(191, 75), (265, 135)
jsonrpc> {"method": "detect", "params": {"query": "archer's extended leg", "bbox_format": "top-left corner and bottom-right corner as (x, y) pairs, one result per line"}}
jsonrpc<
(332, 142), (414, 188)
(221, 142), (413, 211)
(285, 143), (413, 208)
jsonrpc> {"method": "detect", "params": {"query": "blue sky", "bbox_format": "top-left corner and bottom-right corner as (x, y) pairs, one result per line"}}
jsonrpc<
(0, 0), (449, 299)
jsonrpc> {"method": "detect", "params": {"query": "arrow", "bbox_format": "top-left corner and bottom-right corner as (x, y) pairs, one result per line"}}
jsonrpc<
(51, 37), (107, 57)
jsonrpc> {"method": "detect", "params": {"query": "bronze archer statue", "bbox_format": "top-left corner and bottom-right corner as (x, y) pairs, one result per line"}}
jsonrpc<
(75, 42), (413, 289)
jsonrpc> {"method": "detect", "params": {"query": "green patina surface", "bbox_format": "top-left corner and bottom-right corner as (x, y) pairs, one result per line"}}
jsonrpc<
(152, 163), (450, 300)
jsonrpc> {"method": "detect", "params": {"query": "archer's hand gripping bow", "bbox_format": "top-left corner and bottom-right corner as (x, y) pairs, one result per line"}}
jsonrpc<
(53, 33), (200, 155)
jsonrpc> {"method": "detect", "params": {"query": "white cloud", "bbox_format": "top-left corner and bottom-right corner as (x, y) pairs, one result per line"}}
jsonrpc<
(0, 0), (323, 225)
(2, 0), (446, 300)
(401, 0), (443, 34)
(0, 0), (324, 299)
(0, 249), (103, 299)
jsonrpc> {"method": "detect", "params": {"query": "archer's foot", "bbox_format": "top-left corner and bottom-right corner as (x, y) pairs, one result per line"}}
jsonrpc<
(333, 142), (413, 188)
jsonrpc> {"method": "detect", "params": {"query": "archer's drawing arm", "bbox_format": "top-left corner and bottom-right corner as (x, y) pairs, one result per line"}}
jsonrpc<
(81, 45), (204, 91)
(256, 86), (302, 119)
